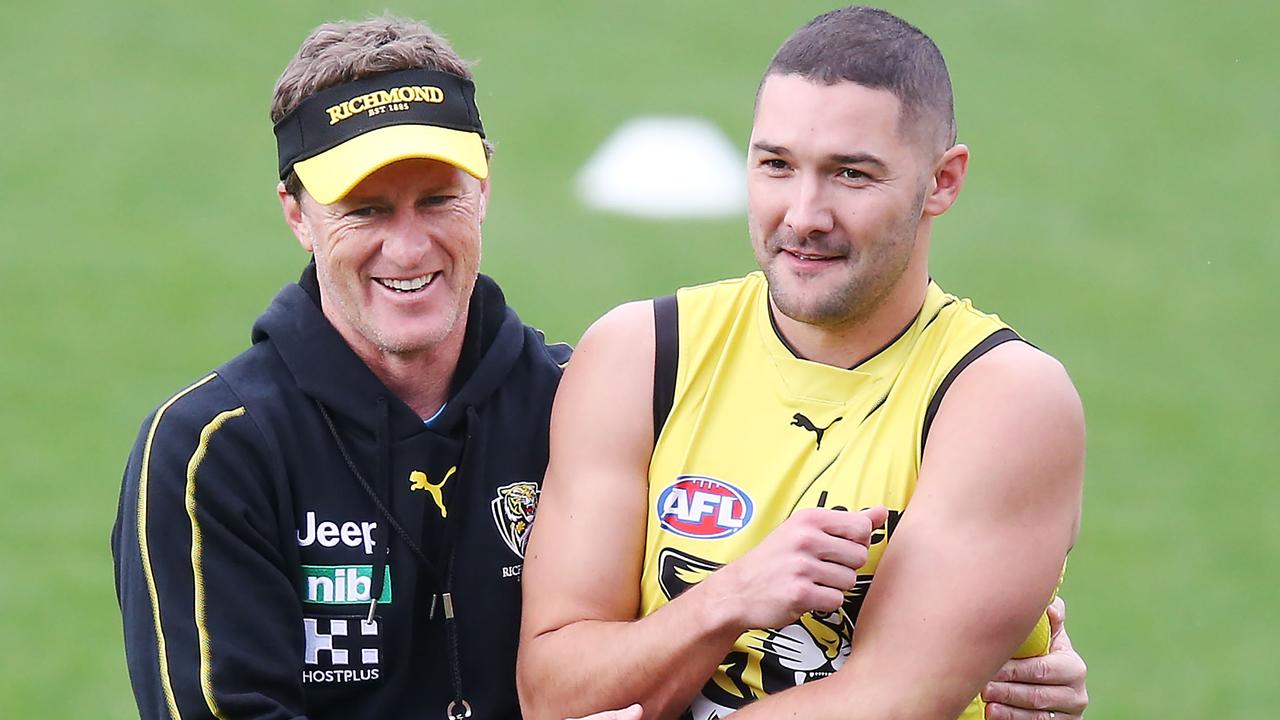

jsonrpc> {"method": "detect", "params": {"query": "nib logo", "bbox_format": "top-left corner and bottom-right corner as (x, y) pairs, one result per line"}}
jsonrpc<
(300, 565), (392, 605)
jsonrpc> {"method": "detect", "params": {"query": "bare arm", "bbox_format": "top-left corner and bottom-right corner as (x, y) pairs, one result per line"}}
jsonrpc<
(516, 301), (739, 719)
(517, 302), (883, 720)
(728, 341), (1085, 719)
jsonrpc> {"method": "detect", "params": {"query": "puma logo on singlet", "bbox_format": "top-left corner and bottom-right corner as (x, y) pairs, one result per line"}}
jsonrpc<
(790, 413), (842, 450)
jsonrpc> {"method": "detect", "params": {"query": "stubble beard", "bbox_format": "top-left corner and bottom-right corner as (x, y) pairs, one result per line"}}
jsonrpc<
(317, 265), (464, 359)
(759, 188), (926, 329)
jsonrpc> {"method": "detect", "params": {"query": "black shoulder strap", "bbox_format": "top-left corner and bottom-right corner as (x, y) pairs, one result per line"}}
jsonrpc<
(652, 295), (679, 442)
(920, 328), (1024, 454)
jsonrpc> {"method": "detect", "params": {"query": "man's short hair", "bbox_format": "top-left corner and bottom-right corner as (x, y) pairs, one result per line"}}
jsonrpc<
(271, 16), (493, 198)
(763, 6), (956, 156)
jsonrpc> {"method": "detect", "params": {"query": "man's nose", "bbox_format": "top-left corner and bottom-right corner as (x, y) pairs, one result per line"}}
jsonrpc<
(783, 175), (835, 238)
(380, 211), (432, 267)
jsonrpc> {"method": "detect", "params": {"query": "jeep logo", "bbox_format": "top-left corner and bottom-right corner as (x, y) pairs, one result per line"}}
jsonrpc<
(297, 512), (377, 555)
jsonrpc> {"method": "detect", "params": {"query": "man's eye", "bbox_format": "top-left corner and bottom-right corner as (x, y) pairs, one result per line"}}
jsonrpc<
(345, 206), (378, 218)
(839, 168), (869, 181)
(423, 195), (456, 207)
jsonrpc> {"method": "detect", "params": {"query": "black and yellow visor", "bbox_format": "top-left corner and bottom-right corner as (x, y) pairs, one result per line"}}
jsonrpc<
(274, 68), (487, 204)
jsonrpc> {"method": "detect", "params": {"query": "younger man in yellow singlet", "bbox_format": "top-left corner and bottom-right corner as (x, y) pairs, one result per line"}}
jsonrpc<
(519, 7), (1087, 720)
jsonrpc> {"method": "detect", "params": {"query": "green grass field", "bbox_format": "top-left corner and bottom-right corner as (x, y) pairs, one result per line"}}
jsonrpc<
(2, 1), (1276, 717)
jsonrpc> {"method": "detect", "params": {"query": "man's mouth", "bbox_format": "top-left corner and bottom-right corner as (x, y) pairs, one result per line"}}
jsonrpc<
(375, 272), (437, 293)
(782, 248), (842, 262)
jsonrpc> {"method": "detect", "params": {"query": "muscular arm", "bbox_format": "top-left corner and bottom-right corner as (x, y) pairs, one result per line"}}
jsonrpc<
(516, 302), (743, 719)
(728, 342), (1085, 720)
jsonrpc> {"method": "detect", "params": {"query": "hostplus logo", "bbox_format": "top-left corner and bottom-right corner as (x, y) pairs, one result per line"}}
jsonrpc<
(302, 617), (381, 684)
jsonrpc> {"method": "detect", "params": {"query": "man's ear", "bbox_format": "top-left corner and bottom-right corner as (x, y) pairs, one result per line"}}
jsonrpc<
(922, 144), (969, 218)
(278, 182), (314, 252)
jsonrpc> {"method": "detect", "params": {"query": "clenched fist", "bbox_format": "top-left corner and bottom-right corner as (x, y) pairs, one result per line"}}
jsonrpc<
(698, 506), (888, 631)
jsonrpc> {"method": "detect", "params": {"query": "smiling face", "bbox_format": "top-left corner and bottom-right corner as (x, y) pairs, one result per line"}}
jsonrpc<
(281, 157), (488, 362)
(748, 74), (937, 329)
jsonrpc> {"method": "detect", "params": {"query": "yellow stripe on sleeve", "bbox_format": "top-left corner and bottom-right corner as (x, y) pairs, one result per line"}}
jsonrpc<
(186, 406), (246, 720)
(136, 373), (218, 720)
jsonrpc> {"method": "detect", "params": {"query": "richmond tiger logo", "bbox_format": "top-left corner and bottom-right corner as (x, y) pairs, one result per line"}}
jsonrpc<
(657, 548), (873, 720)
(491, 482), (540, 559)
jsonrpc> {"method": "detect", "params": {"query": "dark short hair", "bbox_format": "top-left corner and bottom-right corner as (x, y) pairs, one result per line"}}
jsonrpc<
(763, 6), (956, 154)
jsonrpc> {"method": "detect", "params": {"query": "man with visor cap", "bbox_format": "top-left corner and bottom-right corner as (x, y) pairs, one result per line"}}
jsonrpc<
(113, 17), (574, 720)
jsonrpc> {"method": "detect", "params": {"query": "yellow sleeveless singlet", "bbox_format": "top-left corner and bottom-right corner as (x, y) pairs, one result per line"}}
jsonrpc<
(640, 272), (1052, 720)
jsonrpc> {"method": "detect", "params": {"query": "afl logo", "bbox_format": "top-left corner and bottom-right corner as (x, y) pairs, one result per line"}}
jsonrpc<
(656, 475), (753, 539)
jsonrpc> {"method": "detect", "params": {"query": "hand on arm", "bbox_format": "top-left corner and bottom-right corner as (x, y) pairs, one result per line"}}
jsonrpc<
(694, 506), (888, 630)
(728, 342), (1086, 720)
(983, 597), (1089, 719)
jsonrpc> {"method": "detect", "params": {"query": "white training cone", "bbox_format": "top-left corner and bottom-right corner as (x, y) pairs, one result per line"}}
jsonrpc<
(576, 116), (746, 219)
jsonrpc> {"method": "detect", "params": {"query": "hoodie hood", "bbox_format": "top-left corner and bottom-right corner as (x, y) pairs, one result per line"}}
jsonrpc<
(250, 263), (526, 437)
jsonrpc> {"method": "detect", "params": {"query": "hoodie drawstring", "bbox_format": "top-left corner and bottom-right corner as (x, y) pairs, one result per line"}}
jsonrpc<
(315, 398), (473, 719)
(367, 397), (391, 621)
(439, 406), (481, 719)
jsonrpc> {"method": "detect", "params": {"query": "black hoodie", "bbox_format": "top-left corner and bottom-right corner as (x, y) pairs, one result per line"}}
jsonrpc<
(113, 266), (570, 719)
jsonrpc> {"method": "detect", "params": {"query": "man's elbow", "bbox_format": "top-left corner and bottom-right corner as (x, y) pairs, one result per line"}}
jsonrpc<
(814, 658), (976, 720)
(517, 625), (594, 720)
(516, 635), (556, 720)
